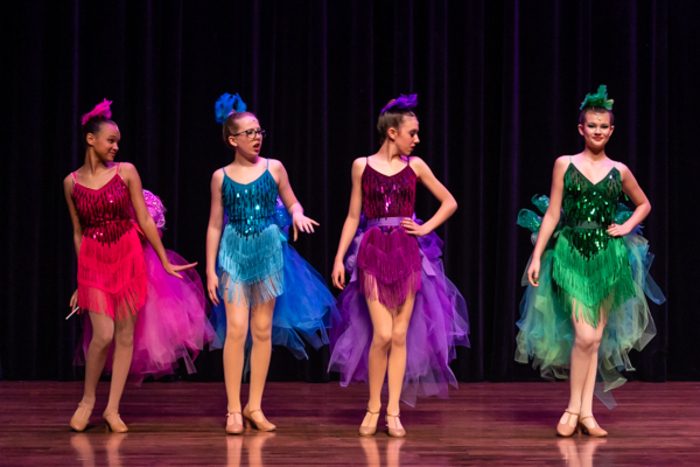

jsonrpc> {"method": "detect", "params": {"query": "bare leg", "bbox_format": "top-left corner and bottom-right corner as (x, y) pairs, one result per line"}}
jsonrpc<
(223, 295), (250, 414)
(563, 301), (600, 429)
(104, 312), (137, 416)
(386, 294), (416, 433)
(580, 314), (606, 418)
(247, 298), (275, 414)
(363, 298), (394, 427)
(81, 312), (115, 409)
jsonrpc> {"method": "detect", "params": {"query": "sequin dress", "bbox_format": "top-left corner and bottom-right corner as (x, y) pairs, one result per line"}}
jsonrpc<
(515, 158), (665, 407)
(209, 159), (337, 359)
(329, 157), (470, 406)
(72, 166), (217, 381)
(72, 166), (147, 319)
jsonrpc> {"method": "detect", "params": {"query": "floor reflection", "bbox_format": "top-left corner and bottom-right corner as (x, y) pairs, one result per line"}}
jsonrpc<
(359, 437), (406, 467)
(226, 432), (276, 467)
(557, 437), (608, 467)
(70, 432), (127, 467)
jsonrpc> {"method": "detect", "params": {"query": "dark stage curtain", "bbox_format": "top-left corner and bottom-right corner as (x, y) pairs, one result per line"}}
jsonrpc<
(1, 1), (698, 384)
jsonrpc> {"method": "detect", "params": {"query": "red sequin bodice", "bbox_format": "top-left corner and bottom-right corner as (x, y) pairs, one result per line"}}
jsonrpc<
(361, 162), (417, 219)
(72, 174), (135, 245)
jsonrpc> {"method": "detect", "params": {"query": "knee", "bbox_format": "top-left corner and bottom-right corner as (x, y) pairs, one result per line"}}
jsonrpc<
(574, 334), (601, 353)
(372, 329), (392, 351)
(250, 321), (272, 343)
(114, 329), (134, 348)
(391, 328), (408, 348)
(226, 320), (248, 343)
(91, 329), (113, 350)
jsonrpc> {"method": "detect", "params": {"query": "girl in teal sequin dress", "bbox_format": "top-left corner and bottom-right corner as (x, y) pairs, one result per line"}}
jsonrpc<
(516, 86), (664, 437)
(205, 93), (336, 434)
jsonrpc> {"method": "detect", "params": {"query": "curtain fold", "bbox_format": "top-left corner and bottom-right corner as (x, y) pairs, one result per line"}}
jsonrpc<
(1, 0), (695, 383)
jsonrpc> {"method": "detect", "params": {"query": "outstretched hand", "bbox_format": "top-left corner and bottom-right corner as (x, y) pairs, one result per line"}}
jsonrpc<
(292, 213), (320, 242)
(162, 261), (198, 280)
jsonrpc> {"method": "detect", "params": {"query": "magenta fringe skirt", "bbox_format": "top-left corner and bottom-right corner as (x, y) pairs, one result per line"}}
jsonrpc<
(329, 216), (470, 406)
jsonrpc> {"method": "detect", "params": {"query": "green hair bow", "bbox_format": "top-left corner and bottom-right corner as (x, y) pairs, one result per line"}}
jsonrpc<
(580, 85), (614, 110)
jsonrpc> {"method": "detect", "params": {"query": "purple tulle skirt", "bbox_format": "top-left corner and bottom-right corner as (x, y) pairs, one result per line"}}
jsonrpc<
(75, 242), (219, 382)
(329, 216), (470, 406)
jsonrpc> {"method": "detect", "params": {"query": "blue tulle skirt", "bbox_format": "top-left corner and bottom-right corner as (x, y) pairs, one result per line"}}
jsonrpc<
(211, 203), (337, 360)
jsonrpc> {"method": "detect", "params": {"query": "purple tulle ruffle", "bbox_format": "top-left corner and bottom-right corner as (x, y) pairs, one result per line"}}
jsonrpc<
(329, 217), (470, 406)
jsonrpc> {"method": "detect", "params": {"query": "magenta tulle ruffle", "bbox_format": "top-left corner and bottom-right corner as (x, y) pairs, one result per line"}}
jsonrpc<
(75, 243), (219, 382)
(357, 226), (421, 308)
(329, 219), (470, 406)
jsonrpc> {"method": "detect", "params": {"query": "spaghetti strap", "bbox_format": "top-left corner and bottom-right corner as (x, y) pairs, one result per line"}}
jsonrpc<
(569, 155), (572, 163)
(71, 172), (77, 181)
(266, 158), (269, 169)
(406, 156), (411, 167)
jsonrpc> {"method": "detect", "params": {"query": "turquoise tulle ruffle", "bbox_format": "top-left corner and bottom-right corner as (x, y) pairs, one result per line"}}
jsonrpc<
(515, 195), (665, 408)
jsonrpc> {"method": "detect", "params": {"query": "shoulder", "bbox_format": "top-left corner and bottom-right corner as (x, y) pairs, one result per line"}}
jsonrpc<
(613, 160), (630, 172)
(407, 156), (428, 169)
(118, 162), (138, 176)
(266, 158), (285, 172)
(613, 161), (633, 180)
(554, 155), (571, 168)
(351, 157), (368, 177)
(211, 167), (225, 183)
(352, 157), (369, 169)
(63, 173), (75, 189)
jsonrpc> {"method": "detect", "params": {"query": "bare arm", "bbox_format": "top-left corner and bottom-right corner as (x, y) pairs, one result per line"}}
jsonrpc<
(64, 175), (83, 309)
(63, 175), (83, 258)
(527, 156), (569, 286)
(271, 159), (319, 241)
(331, 158), (365, 289)
(121, 163), (195, 279)
(206, 169), (225, 305)
(401, 157), (457, 236)
(607, 163), (651, 237)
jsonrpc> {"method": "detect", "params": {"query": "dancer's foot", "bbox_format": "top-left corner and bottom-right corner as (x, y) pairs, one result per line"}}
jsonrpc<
(359, 406), (381, 437)
(556, 409), (580, 437)
(243, 405), (276, 432)
(579, 415), (608, 437)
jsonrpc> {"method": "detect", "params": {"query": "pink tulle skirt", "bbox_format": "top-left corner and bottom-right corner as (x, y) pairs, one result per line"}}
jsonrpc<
(75, 242), (218, 382)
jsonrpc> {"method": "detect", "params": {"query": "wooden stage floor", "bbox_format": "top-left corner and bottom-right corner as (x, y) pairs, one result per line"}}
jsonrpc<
(0, 381), (698, 466)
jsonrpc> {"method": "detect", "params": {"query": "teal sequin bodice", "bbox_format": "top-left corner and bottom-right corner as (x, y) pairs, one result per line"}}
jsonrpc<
(561, 163), (622, 258)
(222, 169), (278, 236)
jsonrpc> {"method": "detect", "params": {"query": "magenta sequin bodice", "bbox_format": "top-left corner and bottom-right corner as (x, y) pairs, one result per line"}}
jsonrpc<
(72, 174), (134, 245)
(361, 162), (417, 219)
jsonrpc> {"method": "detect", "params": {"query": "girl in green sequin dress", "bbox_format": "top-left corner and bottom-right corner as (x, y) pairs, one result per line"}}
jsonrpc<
(515, 86), (664, 437)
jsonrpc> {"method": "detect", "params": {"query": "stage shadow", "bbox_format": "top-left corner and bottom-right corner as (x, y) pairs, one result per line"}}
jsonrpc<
(557, 437), (608, 467)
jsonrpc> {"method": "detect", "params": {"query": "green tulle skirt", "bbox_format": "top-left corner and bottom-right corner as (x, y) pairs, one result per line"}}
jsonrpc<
(516, 230), (664, 408)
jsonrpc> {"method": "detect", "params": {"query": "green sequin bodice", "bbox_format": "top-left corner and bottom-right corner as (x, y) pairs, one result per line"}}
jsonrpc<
(560, 163), (621, 258)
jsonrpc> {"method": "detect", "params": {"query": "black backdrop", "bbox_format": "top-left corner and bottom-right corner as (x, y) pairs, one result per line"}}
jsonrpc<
(1, 1), (698, 384)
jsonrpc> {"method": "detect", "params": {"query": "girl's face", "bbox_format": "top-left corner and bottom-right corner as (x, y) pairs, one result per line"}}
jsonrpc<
(87, 123), (120, 162)
(392, 115), (420, 155)
(578, 110), (614, 150)
(228, 116), (263, 157)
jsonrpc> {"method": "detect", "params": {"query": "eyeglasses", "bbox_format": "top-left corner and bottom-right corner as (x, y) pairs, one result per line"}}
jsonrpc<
(232, 128), (266, 140)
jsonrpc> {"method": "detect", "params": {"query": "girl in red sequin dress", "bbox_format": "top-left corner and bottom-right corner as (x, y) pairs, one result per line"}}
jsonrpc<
(330, 95), (470, 437)
(64, 100), (199, 433)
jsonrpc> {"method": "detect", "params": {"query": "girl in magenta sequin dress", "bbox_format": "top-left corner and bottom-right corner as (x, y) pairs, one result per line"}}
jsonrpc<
(329, 95), (470, 437)
(65, 100), (215, 433)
